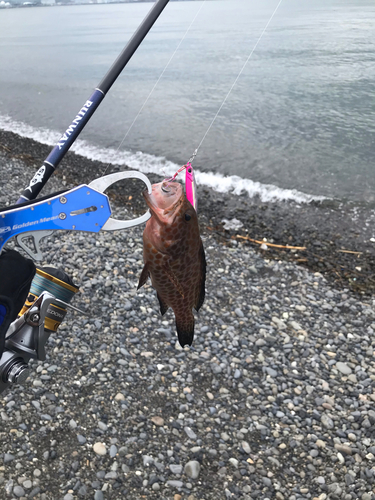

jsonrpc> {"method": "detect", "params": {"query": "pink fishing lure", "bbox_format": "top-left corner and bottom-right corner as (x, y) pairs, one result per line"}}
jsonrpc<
(162, 161), (198, 213)
(185, 162), (198, 213)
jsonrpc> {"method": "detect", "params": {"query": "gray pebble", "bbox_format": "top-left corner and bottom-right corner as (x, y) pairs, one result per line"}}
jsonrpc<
(361, 494), (372, 500)
(4, 453), (15, 464)
(109, 444), (117, 458)
(266, 367), (278, 378)
(345, 474), (354, 486)
(124, 301), (132, 311)
(78, 485), (88, 496)
(255, 338), (266, 347)
(69, 419), (77, 429)
(31, 401), (41, 411)
(321, 415), (334, 429)
(143, 455), (154, 466)
(5, 480), (13, 495)
(336, 362), (352, 375)
(184, 427), (197, 440)
(29, 487), (41, 498)
(98, 421), (108, 431)
(184, 460), (201, 479)
(235, 308), (244, 318)
(170, 464), (183, 474)
(166, 480), (183, 488)
(242, 441), (251, 454)
(77, 434), (86, 445)
(13, 486), (25, 498)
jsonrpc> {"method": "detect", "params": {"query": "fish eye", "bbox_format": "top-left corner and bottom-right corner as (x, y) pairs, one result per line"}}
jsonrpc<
(184, 213), (192, 222)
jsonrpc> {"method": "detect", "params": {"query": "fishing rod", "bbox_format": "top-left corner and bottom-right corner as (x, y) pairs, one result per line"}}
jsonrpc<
(17, 0), (171, 204)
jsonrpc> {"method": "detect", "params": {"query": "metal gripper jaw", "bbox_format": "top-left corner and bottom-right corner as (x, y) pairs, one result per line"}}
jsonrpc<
(0, 171), (152, 261)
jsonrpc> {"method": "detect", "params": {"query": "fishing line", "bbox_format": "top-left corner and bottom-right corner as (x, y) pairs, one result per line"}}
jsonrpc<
(189, 0), (284, 164)
(159, 0), (284, 184)
(102, 0), (208, 176)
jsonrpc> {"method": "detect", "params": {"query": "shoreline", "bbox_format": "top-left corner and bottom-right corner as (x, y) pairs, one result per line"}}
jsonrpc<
(1, 128), (375, 295)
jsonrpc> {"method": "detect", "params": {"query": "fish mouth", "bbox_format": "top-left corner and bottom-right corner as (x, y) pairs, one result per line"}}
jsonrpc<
(161, 181), (173, 194)
(143, 182), (183, 217)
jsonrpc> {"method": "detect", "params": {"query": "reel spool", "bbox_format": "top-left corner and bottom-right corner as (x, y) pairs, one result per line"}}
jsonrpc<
(19, 267), (79, 332)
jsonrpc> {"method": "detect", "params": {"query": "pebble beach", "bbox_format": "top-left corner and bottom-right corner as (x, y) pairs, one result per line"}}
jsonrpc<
(0, 131), (375, 500)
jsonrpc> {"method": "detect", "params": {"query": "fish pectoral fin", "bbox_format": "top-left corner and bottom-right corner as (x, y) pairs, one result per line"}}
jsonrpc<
(194, 241), (206, 312)
(176, 316), (195, 347)
(137, 263), (150, 289)
(163, 266), (185, 298)
(157, 293), (169, 316)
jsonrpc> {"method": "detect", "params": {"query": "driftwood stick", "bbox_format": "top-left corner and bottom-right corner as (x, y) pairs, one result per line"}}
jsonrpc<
(0, 144), (12, 153)
(236, 235), (306, 251)
(211, 228), (365, 257)
(337, 249), (363, 255)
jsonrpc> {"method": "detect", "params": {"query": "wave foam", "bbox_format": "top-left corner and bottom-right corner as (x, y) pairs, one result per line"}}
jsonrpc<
(0, 114), (325, 204)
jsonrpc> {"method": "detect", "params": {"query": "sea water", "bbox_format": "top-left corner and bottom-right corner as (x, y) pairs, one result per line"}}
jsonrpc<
(0, 0), (374, 204)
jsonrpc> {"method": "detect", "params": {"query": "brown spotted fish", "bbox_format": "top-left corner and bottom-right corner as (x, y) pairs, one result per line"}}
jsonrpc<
(137, 181), (206, 347)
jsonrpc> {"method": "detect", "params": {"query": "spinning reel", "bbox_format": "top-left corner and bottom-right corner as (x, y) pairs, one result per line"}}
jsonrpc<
(0, 267), (79, 393)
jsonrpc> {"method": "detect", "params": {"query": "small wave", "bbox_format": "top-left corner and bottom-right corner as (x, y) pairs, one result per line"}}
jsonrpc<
(0, 114), (325, 204)
(194, 171), (325, 204)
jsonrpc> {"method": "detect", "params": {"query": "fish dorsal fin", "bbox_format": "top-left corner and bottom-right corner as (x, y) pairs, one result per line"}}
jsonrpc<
(137, 263), (150, 289)
(194, 240), (206, 312)
(163, 264), (185, 298)
(157, 292), (169, 316)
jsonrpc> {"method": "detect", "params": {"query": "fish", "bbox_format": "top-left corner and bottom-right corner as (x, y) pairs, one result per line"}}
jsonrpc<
(137, 181), (206, 347)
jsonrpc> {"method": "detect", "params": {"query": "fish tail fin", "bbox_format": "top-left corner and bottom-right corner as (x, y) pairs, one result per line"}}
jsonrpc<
(176, 314), (195, 347)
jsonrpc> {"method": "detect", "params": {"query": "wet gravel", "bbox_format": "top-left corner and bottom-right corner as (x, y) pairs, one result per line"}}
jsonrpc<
(1, 129), (375, 295)
(0, 137), (375, 500)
